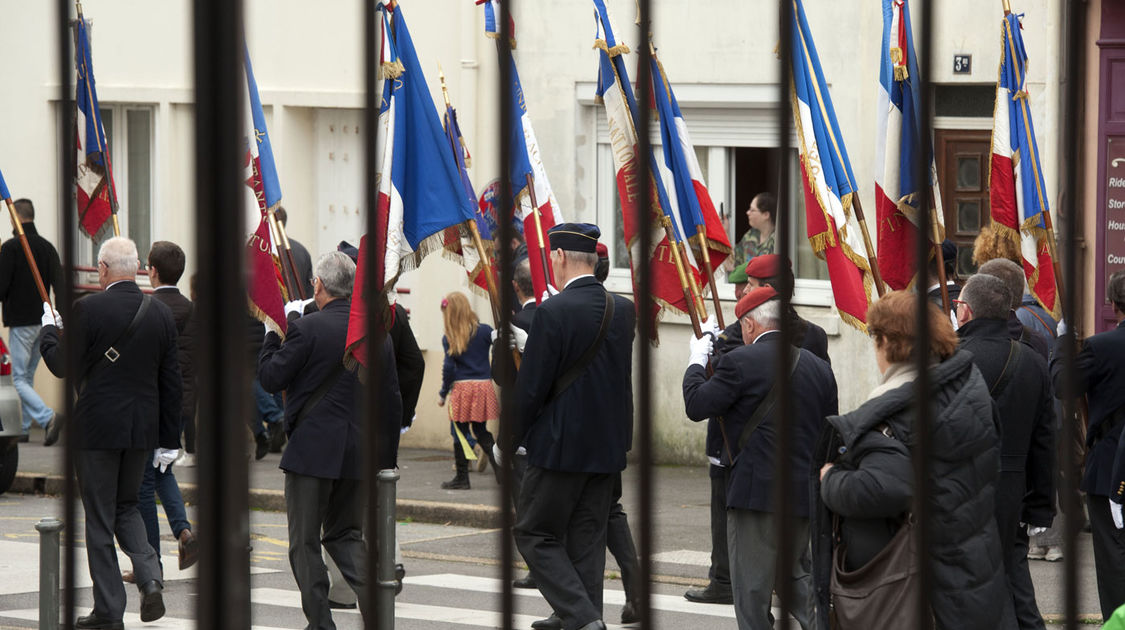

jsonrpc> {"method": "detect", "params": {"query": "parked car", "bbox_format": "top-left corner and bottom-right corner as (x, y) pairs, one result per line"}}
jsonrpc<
(0, 337), (24, 495)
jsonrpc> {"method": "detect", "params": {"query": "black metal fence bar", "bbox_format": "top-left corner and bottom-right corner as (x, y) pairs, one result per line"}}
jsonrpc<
(55, 0), (78, 627)
(773, 2), (796, 629)
(193, 0), (252, 627)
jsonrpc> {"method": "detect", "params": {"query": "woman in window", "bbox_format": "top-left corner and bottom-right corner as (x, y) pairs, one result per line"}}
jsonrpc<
(734, 192), (776, 267)
(437, 292), (500, 489)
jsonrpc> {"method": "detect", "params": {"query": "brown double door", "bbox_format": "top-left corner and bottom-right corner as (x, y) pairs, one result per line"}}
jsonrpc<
(935, 128), (992, 278)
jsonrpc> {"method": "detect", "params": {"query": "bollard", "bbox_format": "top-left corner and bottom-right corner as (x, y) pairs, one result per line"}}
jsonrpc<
(376, 469), (399, 630)
(35, 518), (63, 630)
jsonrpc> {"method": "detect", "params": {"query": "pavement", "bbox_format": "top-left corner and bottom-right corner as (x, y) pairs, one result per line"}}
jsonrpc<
(4, 425), (1110, 621)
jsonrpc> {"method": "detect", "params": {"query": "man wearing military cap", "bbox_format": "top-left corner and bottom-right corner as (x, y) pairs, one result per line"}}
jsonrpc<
(683, 286), (837, 630)
(507, 222), (636, 630)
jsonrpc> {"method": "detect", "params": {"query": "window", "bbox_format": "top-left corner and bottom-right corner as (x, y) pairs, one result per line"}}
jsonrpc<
(78, 105), (156, 268)
(586, 91), (831, 305)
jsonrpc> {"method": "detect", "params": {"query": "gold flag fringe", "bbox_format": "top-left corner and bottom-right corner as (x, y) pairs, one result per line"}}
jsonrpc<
(484, 30), (517, 49)
(593, 39), (631, 58)
(248, 298), (286, 340)
(379, 60), (405, 80)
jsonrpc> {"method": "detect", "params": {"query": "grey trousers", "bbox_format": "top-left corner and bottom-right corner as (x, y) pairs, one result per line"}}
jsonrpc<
(76, 449), (163, 621)
(727, 508), (813, 630)
(285, 473), (369, 630)
(326, 526), (401, 605)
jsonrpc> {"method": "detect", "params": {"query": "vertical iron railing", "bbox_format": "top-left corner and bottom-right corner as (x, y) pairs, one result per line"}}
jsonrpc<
(495, 1), (518, 629)
(55, 0), (78, 628)
(633, 0), (655, 627)
(194, 0), (252, 627)
(911, 1), (936, 628)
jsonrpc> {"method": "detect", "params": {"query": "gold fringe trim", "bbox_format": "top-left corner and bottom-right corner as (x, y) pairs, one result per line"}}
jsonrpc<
(379, 60), (404, 80)
(248, 298), (286, 340)
(893, 65), (908, 81)
(593, 39), (631, 57)
(789, 80), (840, 251)
(484, 31), (517, 49)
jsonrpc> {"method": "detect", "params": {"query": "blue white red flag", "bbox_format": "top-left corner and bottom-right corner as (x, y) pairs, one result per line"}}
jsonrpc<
(0, 167), (10, 201)
(348, 3), (477, 366)
(480, 0), (563, 303)
(650, 54), (731, 283)
(74, 15), (117, 240)
(789, 0), (874, 330)
(593, 0), (699, 339)
(874, 0), (944, 291)
(242, 48), (288, 337)
(989, 12), (1059, 318)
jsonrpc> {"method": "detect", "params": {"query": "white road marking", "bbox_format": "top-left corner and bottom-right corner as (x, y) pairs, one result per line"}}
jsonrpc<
(0, 608), (284, 630)
(650, 549), (712, 567)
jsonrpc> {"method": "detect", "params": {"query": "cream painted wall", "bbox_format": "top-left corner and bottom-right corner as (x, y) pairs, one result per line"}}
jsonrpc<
(0, 0), (1063, 462)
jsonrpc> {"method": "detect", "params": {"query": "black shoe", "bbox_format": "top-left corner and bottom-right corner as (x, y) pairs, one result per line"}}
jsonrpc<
(43, 414), (61, 447)
(395, 563), (405, 595)
(254, 432), (269, 460)
(139, 580), (165, 622)
(441, 475), (470, 490)
(513, 574), (537, 589)
(620, 600), (639, 624)
(328, 599), (357, 610)
(268, 422), (286, 453)
(75, 614), (124, 630)
(684, 583), (733, 604)
(531, 613), (563, 630)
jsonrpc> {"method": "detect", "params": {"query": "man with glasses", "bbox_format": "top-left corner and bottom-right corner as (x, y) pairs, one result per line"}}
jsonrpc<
(40, 236), (181, 629)
(0, 198), (62, 443)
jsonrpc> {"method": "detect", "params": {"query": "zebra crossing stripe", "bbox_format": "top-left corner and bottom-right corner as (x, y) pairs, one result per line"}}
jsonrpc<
(0, 608), (285, 630)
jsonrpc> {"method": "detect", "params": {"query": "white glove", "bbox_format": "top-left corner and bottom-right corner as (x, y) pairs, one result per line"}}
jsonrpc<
(490, 328), (499, 344)
(42, 302), (62, 329)
(153, 448), (179, 473)
(285, 298), (314, 319)
(688, 332), (713, 368)
(1057, 319), (1068, 336)
(1112, 501), (1123, 530)
(700, 314), (720, 338)
(263, 321), (272, 338)
(1026, 525), (1047, 537)
(492, 443), (503, 468)
(539, 284), (560, 303)
(510, 325), (528, 353)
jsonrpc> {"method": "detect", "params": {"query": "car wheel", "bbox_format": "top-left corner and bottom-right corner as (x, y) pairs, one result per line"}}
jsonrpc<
(0, 438), (18, 495)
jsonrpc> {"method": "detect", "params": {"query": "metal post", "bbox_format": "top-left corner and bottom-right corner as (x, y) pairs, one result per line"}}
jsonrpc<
(376, 469), (399, 630)
(35, 518), (63, 630)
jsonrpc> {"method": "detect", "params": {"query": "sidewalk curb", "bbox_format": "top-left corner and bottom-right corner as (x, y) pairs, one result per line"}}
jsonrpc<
(10, 473), (502, 529)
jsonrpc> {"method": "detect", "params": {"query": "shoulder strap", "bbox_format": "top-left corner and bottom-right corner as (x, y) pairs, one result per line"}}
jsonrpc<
(1018, 305), (1054, 338)
(989, 340), (1024, 396)
(103, 294), (152, 364)
(544, 290), (614, 405)
(291, 362), (348, 433)
(735, 346), (802, 456)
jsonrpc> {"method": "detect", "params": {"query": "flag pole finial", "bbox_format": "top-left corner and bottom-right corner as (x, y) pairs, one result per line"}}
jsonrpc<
(1002, 0), (1011, 15)
(438, 63), (452, 109)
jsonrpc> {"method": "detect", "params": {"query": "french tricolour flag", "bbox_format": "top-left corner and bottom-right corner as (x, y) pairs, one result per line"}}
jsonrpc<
(988, 12), (1059, 318)
(243, 48), (288, 337)
(789, 0), (874, 331)
(481, 0), (563, 302)
(874, 0), (944, 291)
(75, 15), (116, 241)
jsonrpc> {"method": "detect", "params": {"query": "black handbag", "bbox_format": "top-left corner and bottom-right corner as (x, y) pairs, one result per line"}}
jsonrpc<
(829, 512), (922, 630)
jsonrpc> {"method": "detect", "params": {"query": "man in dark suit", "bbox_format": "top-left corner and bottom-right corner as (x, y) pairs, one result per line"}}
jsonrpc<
(683, 286), (837, 630)
(0, 198), (62, 443)
(137, 241), (199, 573)
(958, 273), (1055, 630)
(257, 251), (401, 630)
(40, 236), (180, 630)
(687, 254), (830, 607)
(1052, 270), (1125, 621)
(508, 223), (635, 630)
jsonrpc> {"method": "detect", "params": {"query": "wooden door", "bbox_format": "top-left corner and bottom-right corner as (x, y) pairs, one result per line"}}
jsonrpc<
(935, 129), (991, 277)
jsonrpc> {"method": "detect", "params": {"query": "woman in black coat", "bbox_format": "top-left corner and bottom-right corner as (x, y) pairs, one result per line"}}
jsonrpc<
(811, 291), (1009, 630)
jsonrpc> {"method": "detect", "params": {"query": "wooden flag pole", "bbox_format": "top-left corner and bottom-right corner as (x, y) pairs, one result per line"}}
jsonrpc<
(524, 173), (555, 290)
(467, 219), (521, 369)
(693, 229), (726, 328)
(660, 215), (704, 338)
(929, 188), (952, 316)
(678, 239), (709, 322)
(4, 199), (53, 310)
(850, 195), (887, 297)
(266, 209), (307, 301)
(75, 1), (121, 237)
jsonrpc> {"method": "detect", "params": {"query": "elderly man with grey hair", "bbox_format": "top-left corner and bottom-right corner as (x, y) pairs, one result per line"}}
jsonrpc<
(683, 286), (837, 630)
(957, 272), (1056, 630)
(40, 236), (181, 629)
(977, 258), (1051, 359)
(257, 250), (402, 630)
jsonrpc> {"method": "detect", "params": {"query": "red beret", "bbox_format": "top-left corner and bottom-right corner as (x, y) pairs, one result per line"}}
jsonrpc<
(735, 285), (778, 320)
(596, 242), (609, 258)
(744, 254), (783, 280)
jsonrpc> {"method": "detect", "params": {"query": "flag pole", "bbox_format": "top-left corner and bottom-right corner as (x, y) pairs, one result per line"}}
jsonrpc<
(265, 209), (306, 300)
(2, 198), (53, 311)
(678, 238), (708, 322)
(849, 195), (887, 297)
(524, 173), (555, 290)
(1002, 0), (1011, 15)
(928, 193), (952, 315)
(75, 0), (120, 237)
(660, 216), (704, 338)
(693, 230), (725, 328)
(1000, 15), (1067, 315)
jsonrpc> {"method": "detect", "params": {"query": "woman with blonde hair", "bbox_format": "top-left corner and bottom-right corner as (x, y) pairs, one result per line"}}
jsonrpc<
(437, 292), (500, 489)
